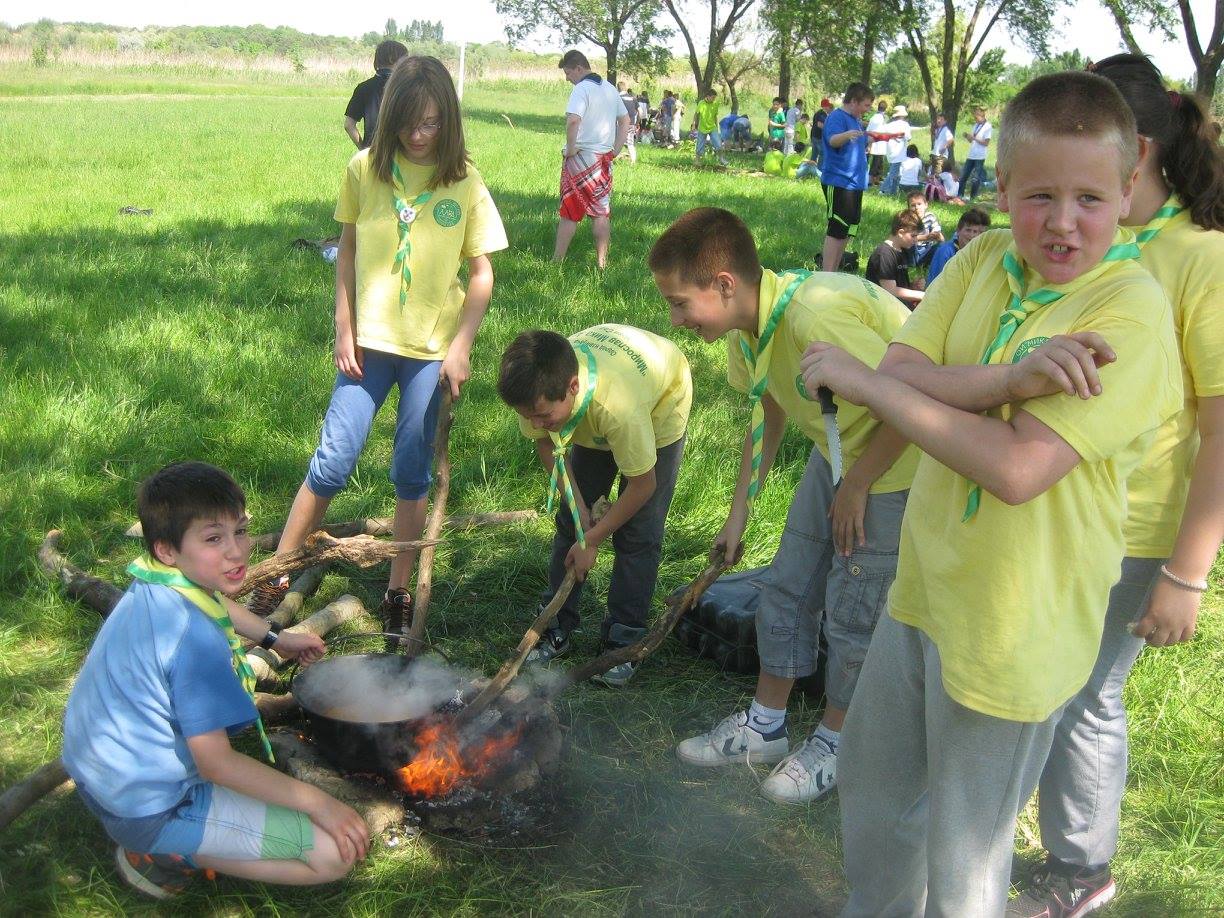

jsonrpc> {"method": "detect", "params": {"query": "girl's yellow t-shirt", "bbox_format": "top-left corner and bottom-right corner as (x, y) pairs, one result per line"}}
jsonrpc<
(1122, 207), (1224, 557)
(891, 229), (1182, 722)
(334, 149), (508, 361)
(519, 325), (692, 477)
(726, 270), (919, 495)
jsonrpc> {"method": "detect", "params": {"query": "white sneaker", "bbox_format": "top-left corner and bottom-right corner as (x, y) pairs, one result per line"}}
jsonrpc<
(760, 732), (838, 804)
(676, 710), (789, 767)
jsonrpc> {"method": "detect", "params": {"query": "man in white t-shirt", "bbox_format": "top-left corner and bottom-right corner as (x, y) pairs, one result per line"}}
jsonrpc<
(784, 98), (804, 154)
(554, 49), (630, 268)
(865, 100), (888, 185)
(930, 112), (954, 175)
(878, 103), (912, 195)
(958, 105), (992, 201)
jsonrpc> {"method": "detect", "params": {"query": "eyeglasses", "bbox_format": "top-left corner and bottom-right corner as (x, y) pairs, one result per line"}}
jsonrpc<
(404, 120), (442, 138)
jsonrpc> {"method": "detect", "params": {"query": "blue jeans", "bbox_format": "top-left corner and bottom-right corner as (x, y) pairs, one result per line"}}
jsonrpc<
(305, 349), (442, 501)
(959, 158), (987, 199)
(695, 130), (722, 156)
(879, 161), (902, 195)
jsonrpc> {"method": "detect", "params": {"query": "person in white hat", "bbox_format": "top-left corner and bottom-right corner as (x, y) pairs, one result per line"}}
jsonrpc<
(879, 103), (912, 195)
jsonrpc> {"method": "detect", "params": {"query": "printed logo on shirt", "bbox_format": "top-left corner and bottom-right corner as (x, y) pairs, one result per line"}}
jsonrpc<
(433, 199), (462, 227)
(1012, 336), (1049, 362)
(593, 436), (608, 445)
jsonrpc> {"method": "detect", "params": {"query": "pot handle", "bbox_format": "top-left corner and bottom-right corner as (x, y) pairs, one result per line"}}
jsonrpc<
(285, 632), (451, 692)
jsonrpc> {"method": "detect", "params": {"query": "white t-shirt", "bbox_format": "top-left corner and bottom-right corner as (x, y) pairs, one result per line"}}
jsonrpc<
(566, 76), (626, 153)
(940, 171), (959, 196)
(885, 118), (912, 162)
(866, 112), (888, 155)
(933, 125), (954, 157)
(786, 106), (801, 129)
(899, 156), (923, 185)
(967, 120), (992, 160)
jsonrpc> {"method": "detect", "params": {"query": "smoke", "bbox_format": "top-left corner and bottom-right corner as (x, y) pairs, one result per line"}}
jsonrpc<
(298, 653), (478, 724)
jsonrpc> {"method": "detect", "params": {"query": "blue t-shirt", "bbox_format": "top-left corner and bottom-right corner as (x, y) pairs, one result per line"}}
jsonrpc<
(926, 235), (960, 285)
(820, 108), (869, 190)
(62, 581), (257, 818)
(719, 113), (738, 140)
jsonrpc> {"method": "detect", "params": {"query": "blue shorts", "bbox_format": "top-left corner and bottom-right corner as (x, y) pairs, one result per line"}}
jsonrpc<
(78, 783), (314, 867)
(306, 349), (442, 501)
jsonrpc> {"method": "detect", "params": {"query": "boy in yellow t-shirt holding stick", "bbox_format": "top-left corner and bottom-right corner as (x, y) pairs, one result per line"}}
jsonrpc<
(650, 207), (918, 805)
(497, 325), (692, 687)
(797, 71), (1183, 914)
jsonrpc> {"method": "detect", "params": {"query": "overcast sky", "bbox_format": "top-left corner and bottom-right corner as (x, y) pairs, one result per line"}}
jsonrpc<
(7, 0), (1213, 84)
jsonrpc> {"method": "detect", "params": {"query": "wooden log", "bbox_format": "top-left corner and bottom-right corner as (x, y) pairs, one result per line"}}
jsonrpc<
(0, 693), (301, 834)
(248, 595), (368, 686)
(236, 532), (439, 598)
(0, 760), (72, 833)
(263, 564), (329, 629)
(405, 392), (454, 657)
(38, 530), (123, 617)
(552, 550), (729, 694)
(456, 571), (578, 725)
(269, 732), (406, 839)
(129, 510), (539, 551)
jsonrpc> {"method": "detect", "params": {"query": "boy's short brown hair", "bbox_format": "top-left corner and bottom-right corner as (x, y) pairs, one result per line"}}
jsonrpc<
(498, 331), (578, 409)
(558, 50), (590, 70)
(957, 207), (991, 231)
(997, 71), (1138, 182)
(843, 82), (875, 104)
(906, 190), (926, 205)
(373, 40), (408, 70)
(648, 207), (762, 287)
(890, 210), (923, 234)
(138, 461), (245, 555)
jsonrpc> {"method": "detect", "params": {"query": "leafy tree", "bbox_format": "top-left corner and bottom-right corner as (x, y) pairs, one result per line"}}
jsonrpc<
(385, 18), (399, 39)
(718, 39), (766, 112)
(495, 0), (671, 83)
(662, 0), (759, 94)
(896, 0), (1065, 129)
(1096, 0), (1223, 99)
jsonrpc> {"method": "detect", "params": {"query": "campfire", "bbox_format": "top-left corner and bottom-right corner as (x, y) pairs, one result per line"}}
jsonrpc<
(394, 717), (526, 799)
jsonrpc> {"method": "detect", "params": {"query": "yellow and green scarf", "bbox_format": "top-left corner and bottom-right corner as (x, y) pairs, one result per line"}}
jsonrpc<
(128, 555), (275, 764)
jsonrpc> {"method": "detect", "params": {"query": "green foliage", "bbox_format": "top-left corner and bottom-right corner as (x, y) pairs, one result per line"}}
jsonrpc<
(30, 43), (48, 67)
(401, 19), (445, 43)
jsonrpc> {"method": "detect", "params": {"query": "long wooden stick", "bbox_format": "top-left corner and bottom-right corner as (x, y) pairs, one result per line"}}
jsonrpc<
(404, 391), (454, 657)
(553, 550), (729, 693)
(38, 531), (123, 617)
(236, 531), (438, 598)
(457, 571), (578, 724)
(0, 692), (299, 834)
(263, 564), (329, 630)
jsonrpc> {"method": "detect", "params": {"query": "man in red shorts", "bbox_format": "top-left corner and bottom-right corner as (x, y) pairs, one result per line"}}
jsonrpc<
(554, 49), (630, 269)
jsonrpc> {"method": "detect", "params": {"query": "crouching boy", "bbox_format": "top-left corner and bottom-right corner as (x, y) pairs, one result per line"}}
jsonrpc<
(651, 207), (918, 804)
(797, 72), (1182, 913)
(62, 462), (369, 899)
(498, 325), (692, 687)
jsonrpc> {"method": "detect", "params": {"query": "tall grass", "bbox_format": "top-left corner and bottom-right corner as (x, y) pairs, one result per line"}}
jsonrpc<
(0, 66), (1218, 915)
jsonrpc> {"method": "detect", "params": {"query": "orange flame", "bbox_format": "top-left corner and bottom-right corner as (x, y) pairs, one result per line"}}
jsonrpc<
(395, 720), (524, 798)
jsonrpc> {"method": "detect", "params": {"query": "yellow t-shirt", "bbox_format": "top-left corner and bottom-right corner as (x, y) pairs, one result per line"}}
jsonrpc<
(891, 228), (1182, 721)
(727, 270), (919, 494)
(519, 325), (692, 477)
(334, 149), (509, 360)
(1123, 208), (1224, 557)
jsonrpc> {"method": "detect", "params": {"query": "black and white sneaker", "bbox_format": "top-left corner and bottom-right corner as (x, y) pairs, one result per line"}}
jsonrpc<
(760, 732), (838, 804)
(1007, 858), (1116, 917)
(676, 710), (789, 766)
(525, 628), (571, 665)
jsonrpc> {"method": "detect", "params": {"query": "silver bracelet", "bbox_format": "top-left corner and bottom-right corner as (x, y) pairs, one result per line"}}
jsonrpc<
(1159, 564), (1208, 593)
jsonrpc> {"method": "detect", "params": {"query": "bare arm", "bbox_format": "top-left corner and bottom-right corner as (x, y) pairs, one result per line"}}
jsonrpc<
(343, 116), (362, 149)
(187, 731), (369, 862)
(1132, 395), (1224, 645)
(879, 334), (1117, 414)
(802, 346), (1082, 505)
(333, 223), (362, 379)
(565, 113), (581, 158)
(614, 113), (630, 155)
(878, 278), (924, 307)
(714, 393), (786, 561)
(439, 254), (493, 399)
(564, 468), (657, 580)
(829, 129), (864, 149)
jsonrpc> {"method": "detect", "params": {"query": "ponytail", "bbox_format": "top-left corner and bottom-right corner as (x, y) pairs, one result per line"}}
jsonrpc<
(1163, 91), (1224, 232)
(1091, 53), (1224, 232)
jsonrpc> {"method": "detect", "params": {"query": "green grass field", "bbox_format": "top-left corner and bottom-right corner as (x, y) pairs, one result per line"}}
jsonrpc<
(0, 65), (1219, 916)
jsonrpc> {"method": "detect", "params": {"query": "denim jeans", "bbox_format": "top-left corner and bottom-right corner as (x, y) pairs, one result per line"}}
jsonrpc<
(959, 158), (987, 199)
(879, 160), (902, 195)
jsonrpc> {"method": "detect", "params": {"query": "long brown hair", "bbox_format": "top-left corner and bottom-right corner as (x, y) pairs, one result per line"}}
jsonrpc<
(1092, 54), (1224, 232)
(369, 56), (469, 191)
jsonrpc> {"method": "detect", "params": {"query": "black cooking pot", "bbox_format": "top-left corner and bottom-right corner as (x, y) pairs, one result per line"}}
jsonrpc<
(290, 634), (466, 775)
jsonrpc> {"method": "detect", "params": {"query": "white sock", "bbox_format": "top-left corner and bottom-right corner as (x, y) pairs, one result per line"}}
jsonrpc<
(747, 701), (787, 736)
(814, 723), (841, 751)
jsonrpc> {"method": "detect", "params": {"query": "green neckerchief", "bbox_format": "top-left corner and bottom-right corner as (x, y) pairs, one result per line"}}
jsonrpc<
(390, 159), (434, 308)
(962, 230), (1141, 520)
(1135, 195), (1185, 249)
(127, 555), (275, 764)
(740, 270), (811, 504)
(547, 342), (598, 548)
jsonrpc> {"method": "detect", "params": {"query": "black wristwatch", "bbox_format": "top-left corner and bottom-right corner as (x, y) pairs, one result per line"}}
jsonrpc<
(259, 622), (283, 650)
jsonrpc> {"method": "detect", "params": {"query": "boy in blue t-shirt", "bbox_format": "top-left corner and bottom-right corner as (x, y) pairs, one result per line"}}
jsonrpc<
(925, 207), (990, 284)
(62, 462), (368, 899)
(820, 82), (875, 273)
